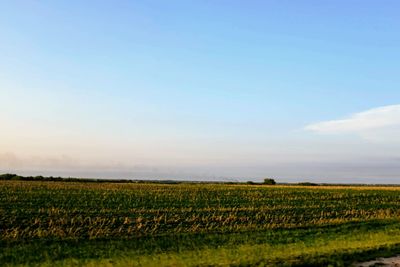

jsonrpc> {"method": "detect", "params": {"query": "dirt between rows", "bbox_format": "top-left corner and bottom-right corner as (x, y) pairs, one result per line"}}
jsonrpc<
(354, 256), (400, 267)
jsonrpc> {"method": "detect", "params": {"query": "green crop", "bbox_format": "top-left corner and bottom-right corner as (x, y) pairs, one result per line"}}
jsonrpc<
(1, 180), (400, 266)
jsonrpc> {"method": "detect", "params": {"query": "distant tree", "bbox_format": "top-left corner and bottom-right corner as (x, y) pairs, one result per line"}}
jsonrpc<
(0, 173), (19, 180)
(298, 182), (318, 186)
(263, 178), (276, 185)
(246, 181), (255, 185)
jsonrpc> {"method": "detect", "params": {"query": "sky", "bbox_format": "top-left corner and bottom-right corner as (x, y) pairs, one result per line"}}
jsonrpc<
(1, 1), (400, 183)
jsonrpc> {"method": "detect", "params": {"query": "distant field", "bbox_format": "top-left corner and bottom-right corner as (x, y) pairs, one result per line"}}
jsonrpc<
(2, 180), (400, 266)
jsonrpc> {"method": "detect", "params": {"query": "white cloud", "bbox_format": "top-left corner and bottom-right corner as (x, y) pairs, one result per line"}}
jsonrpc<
(305, 104), (400, 142)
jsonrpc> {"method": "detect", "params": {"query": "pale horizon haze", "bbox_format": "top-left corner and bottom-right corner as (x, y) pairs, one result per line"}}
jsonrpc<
(1, 1), (400, 183)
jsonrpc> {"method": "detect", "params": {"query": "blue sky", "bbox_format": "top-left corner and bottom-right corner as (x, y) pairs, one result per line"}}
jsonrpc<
(1, 1), (400, 183)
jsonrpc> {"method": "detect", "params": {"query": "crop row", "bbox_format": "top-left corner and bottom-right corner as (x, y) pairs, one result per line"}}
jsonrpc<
(1, 181), (400, 241)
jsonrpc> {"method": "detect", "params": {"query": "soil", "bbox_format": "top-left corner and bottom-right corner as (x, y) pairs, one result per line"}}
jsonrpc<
(354, 256), (400, 267)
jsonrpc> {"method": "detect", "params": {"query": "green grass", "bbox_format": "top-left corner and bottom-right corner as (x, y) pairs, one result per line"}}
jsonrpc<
(1, 180), (400, 266)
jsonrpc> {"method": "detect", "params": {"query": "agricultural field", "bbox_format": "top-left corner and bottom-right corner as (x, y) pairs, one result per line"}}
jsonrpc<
(1, 180), (400, 266)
